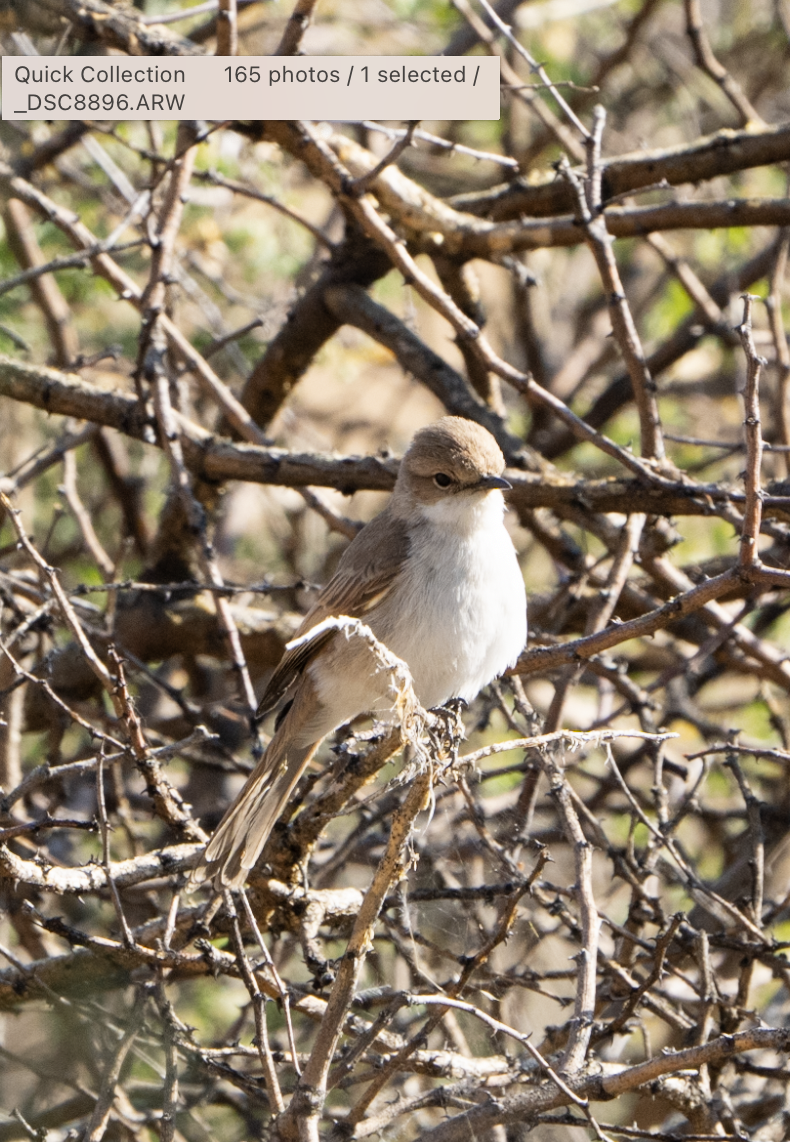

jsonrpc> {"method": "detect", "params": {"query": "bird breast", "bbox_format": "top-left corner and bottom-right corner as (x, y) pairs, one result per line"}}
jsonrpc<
(305, 491), (526, 735)
(370, 491), (527, 709)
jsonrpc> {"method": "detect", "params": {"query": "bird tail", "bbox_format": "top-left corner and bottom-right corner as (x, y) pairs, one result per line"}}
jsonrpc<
(189, 733), (319, 891)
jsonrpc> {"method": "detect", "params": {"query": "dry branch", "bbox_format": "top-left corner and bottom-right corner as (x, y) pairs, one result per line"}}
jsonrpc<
(454, 121), (790, 220)
(25, 0), (204, 53)
(9, 355), (787, 524)
(417, 1028), (790, 1141)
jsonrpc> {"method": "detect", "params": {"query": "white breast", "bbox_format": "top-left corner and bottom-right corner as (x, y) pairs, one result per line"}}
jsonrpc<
(371, 491), (527, 709)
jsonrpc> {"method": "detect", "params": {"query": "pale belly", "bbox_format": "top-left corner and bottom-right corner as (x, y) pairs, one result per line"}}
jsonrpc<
(373, 523), (526, 709)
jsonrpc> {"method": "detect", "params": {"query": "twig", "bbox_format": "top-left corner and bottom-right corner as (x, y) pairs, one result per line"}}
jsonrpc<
(541, 756), (600, 1073)
(692, 930), (716, 1046)
(685, 741), (790, 764)
(321, 282), (523, 463)
(553, 506), (647, 744)
(0, 840), (202, 894)
(60, 450), (115, 580)
(239, 889), (301, 1077)
(454, 121), (790, 223)
(476, 0), (591, 141)
(4, 197), (79, 368)
(96, 750), (135, 948)
(645, 231), (737, 343)
(602, 913), (684, 1038)
(80, 989), (147, 1142)
(458, 728), (677, 769)
(274, 0), (319, 55)
(341, 164), (670, 481)
(0, 817), (97, 842)
(416, 1027), (790, 1140)
(224, 892), (285, 1113)
(515, 564), (790, 679)
(351, 122), (419, 196)
(147, 329), (258, 720)
(683, 0), (764, 128)
(638, 553), (790, 692)
(448, 0), (586, 161)
(406, 993), (588, 1105)
(297, 488), (362, 541)
(136, 123), (197, 366)
(7, 353), (790, 523)
(361, 121), (519, 169)
(0, 494), (112, 689)
(736, 294), (766, 568)
(602, 178), (671, 207)
(338, 842), (550, 1134)
(559, 115), (665, 462)
(201, 315), (264, 359)
(0, 239), (144, 299)
(443, 0), (523, 55)
(663, 433), (743, 449)
(0, 323), (30, 352)
(432, 255), (504, 411)
(3, 424), (99, 493)
(722, 751), (765, 927)
(766, 230), (790, 476)
(154, 975), (180, 1142)
(605, 743), (663, 843)
(215, 0), (237, 54)
(195, 169), (334, 249)
(286, 770), (433, 1139)
(596, 519), (649, 636)
(3, 727), (215, 814)
(514, 0), (663, 167)
(0, 637), (124, 757)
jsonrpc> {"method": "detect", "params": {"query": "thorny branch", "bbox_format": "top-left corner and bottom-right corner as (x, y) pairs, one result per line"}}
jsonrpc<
(736, 294), (767, 569)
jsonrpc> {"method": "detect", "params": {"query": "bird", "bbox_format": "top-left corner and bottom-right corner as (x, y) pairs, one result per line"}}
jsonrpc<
(191, 416), (527, 889)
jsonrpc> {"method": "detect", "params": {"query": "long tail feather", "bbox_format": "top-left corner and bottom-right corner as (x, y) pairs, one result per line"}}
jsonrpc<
(190, 735), (319, 890)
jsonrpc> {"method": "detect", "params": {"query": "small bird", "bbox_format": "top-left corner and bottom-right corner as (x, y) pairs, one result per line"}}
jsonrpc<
(191, 416), (527, 889)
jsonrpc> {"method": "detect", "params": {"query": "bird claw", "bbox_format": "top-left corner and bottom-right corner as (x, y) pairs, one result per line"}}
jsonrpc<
(427, 698), (467, 772)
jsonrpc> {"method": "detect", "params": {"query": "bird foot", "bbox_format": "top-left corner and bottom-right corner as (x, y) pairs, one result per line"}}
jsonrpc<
(427, 698), (467, 767)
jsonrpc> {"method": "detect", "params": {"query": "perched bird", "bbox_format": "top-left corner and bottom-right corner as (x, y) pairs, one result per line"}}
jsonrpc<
(191, 416), (527, 889)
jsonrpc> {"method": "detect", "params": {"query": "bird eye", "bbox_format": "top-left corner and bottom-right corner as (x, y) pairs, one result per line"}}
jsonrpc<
(433, 473), (452, 488)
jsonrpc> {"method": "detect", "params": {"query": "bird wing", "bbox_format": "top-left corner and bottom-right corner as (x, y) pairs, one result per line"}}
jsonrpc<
(256, 509), (409, 719)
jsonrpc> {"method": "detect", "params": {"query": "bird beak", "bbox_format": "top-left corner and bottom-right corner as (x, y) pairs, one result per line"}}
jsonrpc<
(477, 474), (511, 491)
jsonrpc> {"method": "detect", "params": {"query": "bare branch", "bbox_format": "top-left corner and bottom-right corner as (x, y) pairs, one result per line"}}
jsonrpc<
(736, 294), (766, 568)
(683, 0), (764, 128)
(274, 0), (319, 55)
(215, 0), (237, 55)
